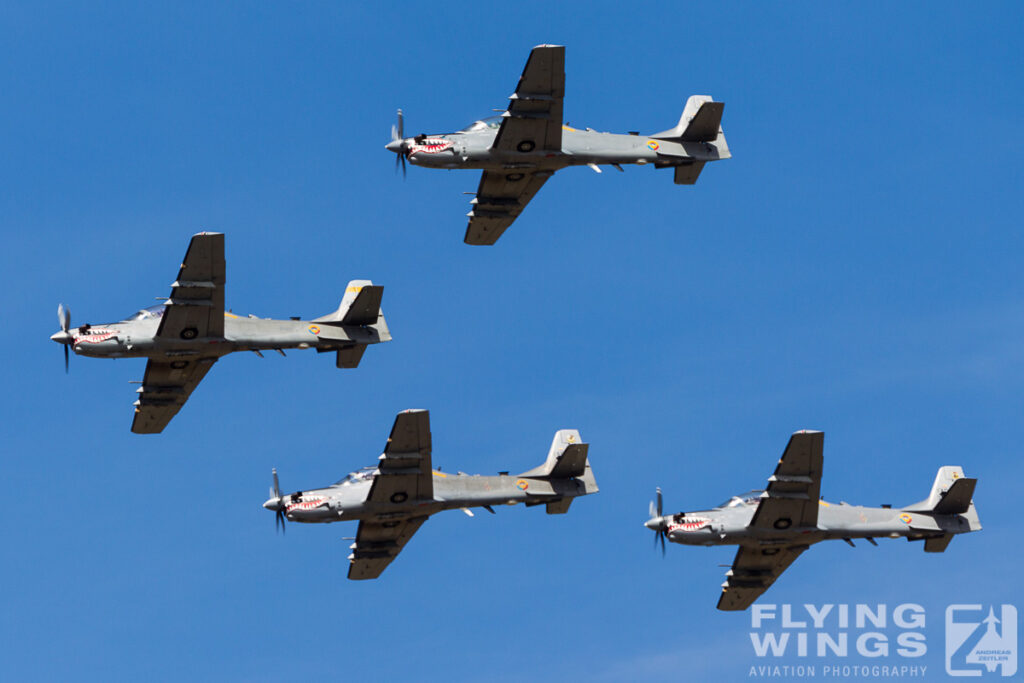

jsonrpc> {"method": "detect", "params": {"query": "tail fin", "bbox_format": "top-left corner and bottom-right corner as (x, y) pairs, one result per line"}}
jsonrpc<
(518, 429), (597, 514)
(904, 466), (977, 514)
(651, 95), (730, 185)
(520, 429), (589, 478)
(652, 95), (725, 142)
(313, 280), (391, 369)
(314, 280), (385, 326)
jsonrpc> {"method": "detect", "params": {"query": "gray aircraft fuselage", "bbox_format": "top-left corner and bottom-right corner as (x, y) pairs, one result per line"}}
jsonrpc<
(647, 494), (981, 548)
(390, 123), (726, 172)
(267, 468), (597, 524)
(51, 311), (387, 361)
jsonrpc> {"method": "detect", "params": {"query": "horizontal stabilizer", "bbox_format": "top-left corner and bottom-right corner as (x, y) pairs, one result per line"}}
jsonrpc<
(341, 285), (383, 326)
(546, 498), (572, 514)
(674, 161), (706, 185)
(550, 443), (588, 478)
(336, 346), (367, 369)
(933, 477), (977, 515)
(680, 101), (724, 141)
(924, 534), (954, 553)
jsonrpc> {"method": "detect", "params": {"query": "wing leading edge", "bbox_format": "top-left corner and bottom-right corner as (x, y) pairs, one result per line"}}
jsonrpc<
(718, 544), (809, 611)
(465, 170), (552, 245)
(156, 232), (226, 341)
(348, 516), (429, 580)
(132, 233), (227, 433)
(131, 357), (218, 434)
(467, 45), (565, 246)
(717, 431), (825, 609)
(491, 44), (565, 154)
(749, 430), (824, 530)
(347, 410), (435, 580)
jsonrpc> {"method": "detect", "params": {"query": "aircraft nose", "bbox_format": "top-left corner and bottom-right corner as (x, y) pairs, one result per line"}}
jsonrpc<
(644, 516), (664, 531)
(50, 331), (72, 345)
(385, 139), (404, 154)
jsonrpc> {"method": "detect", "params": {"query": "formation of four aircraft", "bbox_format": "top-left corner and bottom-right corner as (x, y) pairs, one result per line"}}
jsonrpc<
(51, 45), (979, 610)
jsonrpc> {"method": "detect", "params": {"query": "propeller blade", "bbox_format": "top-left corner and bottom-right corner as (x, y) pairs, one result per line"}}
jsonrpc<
(64, 344), (69, 374)
(272, 468), (280, 498)
(396, 108), (404, 140)
(656, 487), (663, 517)
(58, 303), (70, 333)
(659, 531), (666, 557)
(276, 509), (286, 535)
(400, 154), (406, 178)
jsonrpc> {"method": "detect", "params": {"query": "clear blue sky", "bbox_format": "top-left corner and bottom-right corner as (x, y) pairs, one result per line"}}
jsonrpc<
(3, 2), (1022, 680)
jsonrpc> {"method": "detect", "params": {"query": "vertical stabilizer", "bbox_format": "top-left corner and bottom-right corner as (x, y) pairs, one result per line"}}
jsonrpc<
(519, 429), (588, 478)
(905, 466), (976, 513)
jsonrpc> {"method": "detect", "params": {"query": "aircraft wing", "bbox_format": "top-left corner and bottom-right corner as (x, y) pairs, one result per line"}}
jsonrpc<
(130, 356), (217, 434)
(155, 232), (226, 341)
(348, 515), (429, 580)
(464, 169), (553, 245)
(365, 410), (434, 504)
(717, 544), (809, 611)
(492, 44), (565, 154)
(749, 430), (824, 530)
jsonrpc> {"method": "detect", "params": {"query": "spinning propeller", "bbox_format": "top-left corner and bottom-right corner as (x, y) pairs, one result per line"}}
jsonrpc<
(266, 468), (287, 534)
(646, 487), (667, 556)
(388, 109), (408, 177)
(56, 303), (71, 373)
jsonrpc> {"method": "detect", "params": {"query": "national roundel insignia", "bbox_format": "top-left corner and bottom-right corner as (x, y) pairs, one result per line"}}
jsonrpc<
(647, 140), (659, 151)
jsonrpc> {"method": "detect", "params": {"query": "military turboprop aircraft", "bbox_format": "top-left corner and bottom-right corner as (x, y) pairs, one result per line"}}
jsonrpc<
(644, 431), (981, 611)
(50, 232), (391, 434)
(263, 409), (598, 580)
(386, 44), (730, 245)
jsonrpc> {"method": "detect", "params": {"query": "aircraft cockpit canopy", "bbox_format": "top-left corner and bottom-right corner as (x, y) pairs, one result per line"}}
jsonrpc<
(123, 304), (166, 322)
(717, 490), (765, 509)
(458, 115), (503, 133)
(334, 466), (378, 486)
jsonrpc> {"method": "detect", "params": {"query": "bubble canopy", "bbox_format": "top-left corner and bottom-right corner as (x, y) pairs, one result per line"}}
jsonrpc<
(334, 466), (378, 486)
(716, 490), (765, 509)
(122, 304), (166, 322)
(458, 115), (503, 133)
